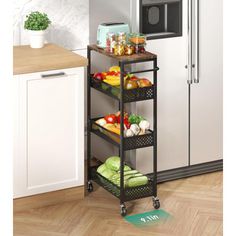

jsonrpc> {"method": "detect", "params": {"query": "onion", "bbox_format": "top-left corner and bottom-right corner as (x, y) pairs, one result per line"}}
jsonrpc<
(125, 129), (134, 137)
(130, 124), (140, 135)
(139, 120), (150, 134)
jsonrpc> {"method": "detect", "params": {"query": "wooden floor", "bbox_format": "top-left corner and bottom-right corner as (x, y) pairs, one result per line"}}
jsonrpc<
(14, 171), (223, 236)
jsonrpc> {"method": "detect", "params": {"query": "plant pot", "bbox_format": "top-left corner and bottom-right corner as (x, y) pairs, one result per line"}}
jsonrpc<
(28, 30), (46, 48)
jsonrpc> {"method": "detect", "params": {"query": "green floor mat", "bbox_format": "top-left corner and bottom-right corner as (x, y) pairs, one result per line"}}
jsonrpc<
(124, 209), (171, 227)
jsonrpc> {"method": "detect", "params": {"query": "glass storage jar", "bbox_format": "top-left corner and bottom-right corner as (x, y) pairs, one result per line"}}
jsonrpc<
(114, 42), (125, 56)
(124, 44), (135, 55)
(128, 33), (146, 45)
(106, 32), (116, 53)
(116, 32), (127, 45)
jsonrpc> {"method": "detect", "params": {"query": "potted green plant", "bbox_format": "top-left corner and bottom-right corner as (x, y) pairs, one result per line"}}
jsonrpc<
(24, 11), (51, 48)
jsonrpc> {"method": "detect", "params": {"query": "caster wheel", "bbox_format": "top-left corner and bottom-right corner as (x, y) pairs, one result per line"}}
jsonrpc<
(120, 204), (127, 217)
(153, 197), (160, 209)
(87, 181), (93, 193)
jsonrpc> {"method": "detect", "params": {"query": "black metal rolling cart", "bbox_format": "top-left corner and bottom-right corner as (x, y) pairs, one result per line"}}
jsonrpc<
(87, 45), (160, 216)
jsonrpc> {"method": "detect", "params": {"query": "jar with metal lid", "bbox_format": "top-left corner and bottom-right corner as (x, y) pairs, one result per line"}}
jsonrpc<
(114, 42), (125, 56)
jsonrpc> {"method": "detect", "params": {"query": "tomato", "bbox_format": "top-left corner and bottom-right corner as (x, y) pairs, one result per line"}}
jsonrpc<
(104, 114), (117, 124)
(117, 114), (128, 123)
(107, 71), (120, 76)
(93, 72), (104, 80)
(117, 114), (130, 129)
(129, 75), (139, 81)
(106, 71), (115, 76)
(101, 72), (107, 80)
(124, 119), (131, 129)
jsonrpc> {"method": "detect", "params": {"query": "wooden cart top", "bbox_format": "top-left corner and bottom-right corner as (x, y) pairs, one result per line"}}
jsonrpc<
(88, 45), (157, 63)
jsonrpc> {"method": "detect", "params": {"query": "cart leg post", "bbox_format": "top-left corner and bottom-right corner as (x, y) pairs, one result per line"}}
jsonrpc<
(119, 61), (127, 216)
(119, 62), (125, 200)
(153, 57), (159, 203)
(153, 57), (157, 194)
(87, 46), (93, 193)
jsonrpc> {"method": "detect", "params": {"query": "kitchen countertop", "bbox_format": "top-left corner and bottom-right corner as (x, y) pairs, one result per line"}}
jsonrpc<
(13, 44), (88, 75)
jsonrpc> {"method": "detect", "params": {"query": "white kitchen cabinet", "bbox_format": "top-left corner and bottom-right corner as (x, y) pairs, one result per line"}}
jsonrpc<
(14, 67), (84, 198)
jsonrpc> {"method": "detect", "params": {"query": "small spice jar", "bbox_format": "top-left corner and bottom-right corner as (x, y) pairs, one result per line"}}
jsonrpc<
(114, 43), (125, 56)
(124, 44), (134, 55)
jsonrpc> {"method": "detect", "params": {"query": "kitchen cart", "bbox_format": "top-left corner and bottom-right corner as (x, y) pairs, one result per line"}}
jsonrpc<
(87, 45), (160, 216)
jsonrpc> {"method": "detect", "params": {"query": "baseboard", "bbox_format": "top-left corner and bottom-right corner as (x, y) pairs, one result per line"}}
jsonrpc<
(14, 186), (84, 213)
(156, 160), (223, 183)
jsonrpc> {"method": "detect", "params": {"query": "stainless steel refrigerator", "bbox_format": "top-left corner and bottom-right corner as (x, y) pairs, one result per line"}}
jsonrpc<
(89, 0), (223, 178)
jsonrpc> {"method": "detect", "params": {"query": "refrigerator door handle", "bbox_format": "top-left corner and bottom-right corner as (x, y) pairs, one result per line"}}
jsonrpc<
(194, 0), (200, 84)
(187, 0), (193, 84)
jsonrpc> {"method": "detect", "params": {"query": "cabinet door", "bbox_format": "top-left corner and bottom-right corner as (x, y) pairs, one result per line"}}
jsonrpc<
(14, 69), (84, 198)
(190, 0), (223, 164)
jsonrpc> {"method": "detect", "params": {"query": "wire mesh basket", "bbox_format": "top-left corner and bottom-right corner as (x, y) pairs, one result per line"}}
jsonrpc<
(91, 166), (154, 201)
(91, 78), (155, 103)
(91, 118), (154, 150)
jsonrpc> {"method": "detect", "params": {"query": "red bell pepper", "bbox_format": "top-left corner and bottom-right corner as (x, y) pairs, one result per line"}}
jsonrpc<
(117, 114), (131, 129)
(104, 114), (117, 124)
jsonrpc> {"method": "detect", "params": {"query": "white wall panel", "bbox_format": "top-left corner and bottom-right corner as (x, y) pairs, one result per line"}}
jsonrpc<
(13, 0), (89, 50)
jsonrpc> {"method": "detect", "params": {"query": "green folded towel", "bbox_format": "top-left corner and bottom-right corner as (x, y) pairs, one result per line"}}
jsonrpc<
(127, 176), (148, 188)
(97, 164), (107, 174)
(96, 158), (147, 188)
(111, 172), (142, 182)
(99, 168), (116, 179)
(105, 156), (132, 172)
(124, 165), (132, 171)
(105, 156), (120, 171)
(114, 176), (148, 188)
(123, 170), (139, 176)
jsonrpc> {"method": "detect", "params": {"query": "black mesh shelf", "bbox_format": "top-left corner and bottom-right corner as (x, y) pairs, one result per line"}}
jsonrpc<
(91, 118), (154, 151)
(91, 77), (155, 103)
(91, 166), (154, 202)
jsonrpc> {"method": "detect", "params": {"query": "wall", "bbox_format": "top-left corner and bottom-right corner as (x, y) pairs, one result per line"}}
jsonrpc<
(13, 0), (89, 50)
